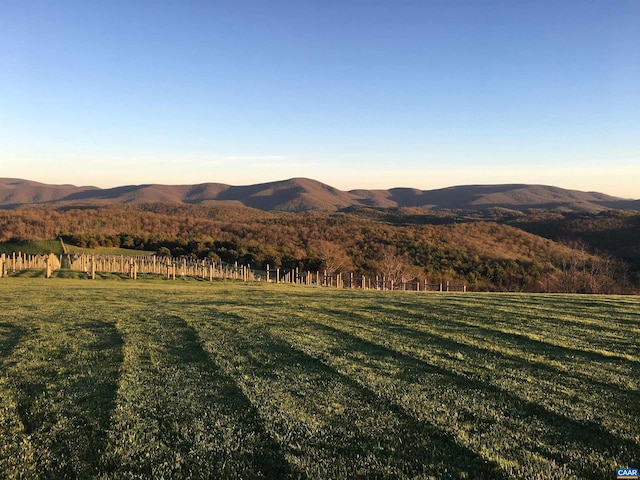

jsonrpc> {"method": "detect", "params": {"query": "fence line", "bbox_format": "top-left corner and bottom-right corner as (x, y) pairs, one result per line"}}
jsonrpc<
(264, 265), (466, 291)
(1, 252), (466, 292)
(0, 252), (61, 278)
(66, 254), (255, 281)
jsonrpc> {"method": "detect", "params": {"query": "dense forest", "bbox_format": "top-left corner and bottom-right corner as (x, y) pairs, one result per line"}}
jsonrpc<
(1, 204), (638, 293)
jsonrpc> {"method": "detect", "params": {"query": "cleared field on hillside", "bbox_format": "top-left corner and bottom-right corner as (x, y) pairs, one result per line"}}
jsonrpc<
(0, 279), (638, 479)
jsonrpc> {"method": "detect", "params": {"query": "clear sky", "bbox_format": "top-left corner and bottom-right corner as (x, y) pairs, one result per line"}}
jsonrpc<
(2, 1), (639, 197)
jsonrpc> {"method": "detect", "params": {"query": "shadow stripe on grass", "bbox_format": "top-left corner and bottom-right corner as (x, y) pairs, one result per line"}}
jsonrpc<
(0, 316), (123, 480)
(321, 304), (640, 416)
(0, 323), (26, 361)
(191, 309), (509, 480)
(285, 316), (638, 479)
(101, 312), (291, 479)
(0, 322), (35, 477)
(368, 300), (640, 364)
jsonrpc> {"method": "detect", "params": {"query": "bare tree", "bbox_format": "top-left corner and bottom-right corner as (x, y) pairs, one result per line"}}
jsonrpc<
(376, 249), (415, 290)
(312, 240), (352, 275)
(557, 240), (589, 293)
(557, 240), (626, 294)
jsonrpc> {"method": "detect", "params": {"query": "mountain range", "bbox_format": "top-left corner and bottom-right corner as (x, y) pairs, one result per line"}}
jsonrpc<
(1, 177), (638, 212)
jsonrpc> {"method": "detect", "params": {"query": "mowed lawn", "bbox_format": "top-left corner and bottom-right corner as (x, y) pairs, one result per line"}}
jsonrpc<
(0, 278), (638, 479)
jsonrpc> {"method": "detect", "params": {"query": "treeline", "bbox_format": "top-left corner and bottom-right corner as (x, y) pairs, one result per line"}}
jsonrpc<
(0, 204), (636, 293)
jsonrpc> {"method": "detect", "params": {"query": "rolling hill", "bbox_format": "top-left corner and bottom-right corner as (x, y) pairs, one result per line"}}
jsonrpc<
(1, 177), (638, 212)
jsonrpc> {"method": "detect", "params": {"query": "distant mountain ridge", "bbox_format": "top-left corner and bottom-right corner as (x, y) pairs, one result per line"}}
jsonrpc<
(1, 177), (638, 212)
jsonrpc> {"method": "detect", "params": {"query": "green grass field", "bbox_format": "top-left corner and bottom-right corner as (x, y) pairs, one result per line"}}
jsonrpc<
(0, 278), (638, 479)
(0, 240), (151, 257)
(0, 240), (64, 256)
(65, 246), (153, 256)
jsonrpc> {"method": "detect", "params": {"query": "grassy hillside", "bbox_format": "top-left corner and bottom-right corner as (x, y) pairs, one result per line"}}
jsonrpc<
(65, 245), (153, 256)
(0, 279), (638, 479)
(0, 240), (63, 255)
(0, 241), (150, 257)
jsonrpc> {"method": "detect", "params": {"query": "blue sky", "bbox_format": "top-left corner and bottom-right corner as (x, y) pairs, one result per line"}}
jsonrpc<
(2, 1), (639, 197)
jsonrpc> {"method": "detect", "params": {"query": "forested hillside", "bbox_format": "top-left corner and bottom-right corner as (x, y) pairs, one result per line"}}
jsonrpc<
(1, 204), (637, 293)
(510, 210), (640, 269)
